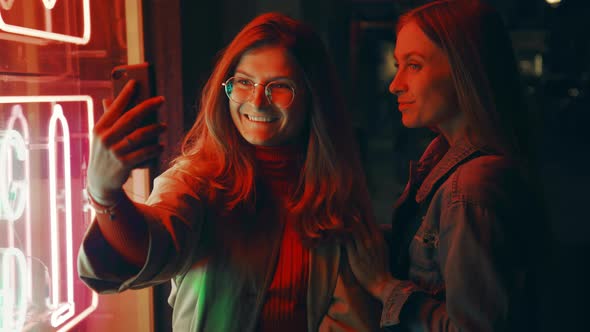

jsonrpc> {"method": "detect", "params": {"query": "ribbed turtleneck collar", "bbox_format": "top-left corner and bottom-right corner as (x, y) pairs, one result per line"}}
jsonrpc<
(254, 144), (304, 162)
(254, 144), (305, 195)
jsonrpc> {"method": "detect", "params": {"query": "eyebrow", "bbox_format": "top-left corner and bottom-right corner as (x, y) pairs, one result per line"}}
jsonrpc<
(234, 70), (294, 82)
(393, 51), (426, 62)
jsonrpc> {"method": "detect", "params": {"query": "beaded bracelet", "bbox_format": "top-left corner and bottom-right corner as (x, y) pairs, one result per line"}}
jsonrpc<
(86, 189), (123, 220)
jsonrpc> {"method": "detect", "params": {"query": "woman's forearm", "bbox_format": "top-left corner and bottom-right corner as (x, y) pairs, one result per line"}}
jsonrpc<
(93, 192), (149, 268)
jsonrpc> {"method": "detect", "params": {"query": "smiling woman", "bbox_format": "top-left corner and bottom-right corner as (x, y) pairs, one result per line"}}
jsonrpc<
(226, 46), (306, 147)
(345, 0), (539, 331)
(390, 21), (460, 138)
(78, 12), (382, 332)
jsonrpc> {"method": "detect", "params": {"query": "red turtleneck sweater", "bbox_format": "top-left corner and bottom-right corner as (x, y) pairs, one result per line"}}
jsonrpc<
(254, 145), (310, 332)
(96, 144), (311, 330)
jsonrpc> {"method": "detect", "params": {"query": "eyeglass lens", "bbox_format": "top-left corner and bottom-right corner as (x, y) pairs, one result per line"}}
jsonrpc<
(224, 77), (294, 108)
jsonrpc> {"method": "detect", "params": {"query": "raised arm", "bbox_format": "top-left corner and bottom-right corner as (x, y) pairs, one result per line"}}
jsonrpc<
(78, 79), (182, 293)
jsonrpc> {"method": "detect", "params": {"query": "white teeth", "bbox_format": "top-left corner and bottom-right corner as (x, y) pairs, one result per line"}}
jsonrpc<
(246, 114), (276, 122)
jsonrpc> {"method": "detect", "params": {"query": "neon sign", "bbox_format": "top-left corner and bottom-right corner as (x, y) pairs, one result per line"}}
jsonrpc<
(0, 127), (28, 223)
(0, 248), (27, 332)
(0, 0), (91, 44)
(1, 106), (31, 287)
(0, 95), (98, 331)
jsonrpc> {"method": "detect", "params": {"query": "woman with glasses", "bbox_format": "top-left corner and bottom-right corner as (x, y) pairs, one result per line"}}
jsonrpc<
(78, 12), (381, 332)
(345, 0), (538, 331)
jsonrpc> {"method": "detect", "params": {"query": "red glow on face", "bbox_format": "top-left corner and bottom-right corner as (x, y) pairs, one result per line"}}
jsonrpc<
(389, 21), (459, 132)
(229, 46), (307, 147)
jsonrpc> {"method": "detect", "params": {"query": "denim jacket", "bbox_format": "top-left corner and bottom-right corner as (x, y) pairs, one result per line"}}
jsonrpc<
(78, 166), (382, 332)
(379, 136), (531, 332)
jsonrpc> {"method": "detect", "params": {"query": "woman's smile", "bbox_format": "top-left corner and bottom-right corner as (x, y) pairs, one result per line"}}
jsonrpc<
(243, 113), (280, 123)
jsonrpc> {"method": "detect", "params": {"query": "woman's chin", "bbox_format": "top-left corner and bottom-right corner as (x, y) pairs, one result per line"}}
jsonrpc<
(401, 117), (420, 129)
(244, 135), (275, 147)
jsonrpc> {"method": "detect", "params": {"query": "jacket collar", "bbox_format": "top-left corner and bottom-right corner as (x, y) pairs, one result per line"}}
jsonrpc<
(415, 135), (482, 203)
(306, 240), (340, 331)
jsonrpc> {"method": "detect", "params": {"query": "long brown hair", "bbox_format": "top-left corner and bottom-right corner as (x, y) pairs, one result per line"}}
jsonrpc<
(397, 0), (529, 161)
(173, 12), (373, 243)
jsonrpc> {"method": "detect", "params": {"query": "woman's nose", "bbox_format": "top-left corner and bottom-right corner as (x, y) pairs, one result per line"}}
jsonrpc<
(389, 73), (405, 96)
(250, 84), (270, 109)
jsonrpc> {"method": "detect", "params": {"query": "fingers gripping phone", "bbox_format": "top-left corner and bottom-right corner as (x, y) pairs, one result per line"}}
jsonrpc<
(111, 62), (158, 167)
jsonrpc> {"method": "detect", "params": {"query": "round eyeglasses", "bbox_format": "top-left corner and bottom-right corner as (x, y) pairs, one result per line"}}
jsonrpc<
(222, 77), (296, 109)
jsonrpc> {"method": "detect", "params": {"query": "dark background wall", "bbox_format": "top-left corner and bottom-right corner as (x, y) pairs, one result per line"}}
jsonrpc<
(142, 0), (589, 331)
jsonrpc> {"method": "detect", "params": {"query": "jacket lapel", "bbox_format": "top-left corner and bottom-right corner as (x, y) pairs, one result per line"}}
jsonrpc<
(307, 240), (340, 331)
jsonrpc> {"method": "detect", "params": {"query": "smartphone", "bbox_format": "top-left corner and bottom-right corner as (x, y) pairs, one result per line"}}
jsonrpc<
(110, 62), (158, 167)
(111, 62), (155, 112)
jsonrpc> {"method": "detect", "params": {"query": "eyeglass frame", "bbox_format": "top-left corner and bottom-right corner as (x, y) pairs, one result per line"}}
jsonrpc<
(221, 76), (297, 108)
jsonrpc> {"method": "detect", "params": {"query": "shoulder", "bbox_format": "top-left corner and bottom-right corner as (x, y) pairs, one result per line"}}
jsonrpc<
(456, 155), (517, 184)
(446, 155), (523, 205)
(155, 164), (195, 187)
(151, 163), (210, 200)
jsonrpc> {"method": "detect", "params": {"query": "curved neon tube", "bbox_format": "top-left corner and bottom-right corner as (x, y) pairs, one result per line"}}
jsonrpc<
(0, 0), (91, 44)
(0, 247), (27, 332)
(0, 95), (97, 331)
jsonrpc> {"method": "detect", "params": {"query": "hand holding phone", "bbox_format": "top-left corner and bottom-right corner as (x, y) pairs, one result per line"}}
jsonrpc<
(86, 63), (166, 203)
(108, 62), (164, 168)
(111, 62), (156, 128)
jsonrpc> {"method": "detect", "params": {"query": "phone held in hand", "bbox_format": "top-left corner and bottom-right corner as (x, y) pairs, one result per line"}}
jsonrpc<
(111, 62), (155, 112)
(110, 62), (159, 168)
